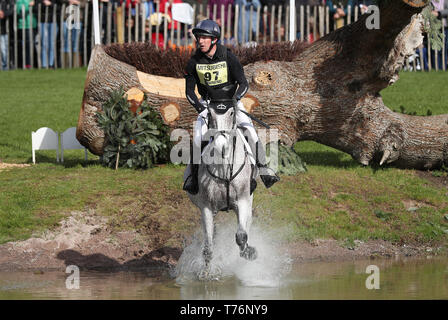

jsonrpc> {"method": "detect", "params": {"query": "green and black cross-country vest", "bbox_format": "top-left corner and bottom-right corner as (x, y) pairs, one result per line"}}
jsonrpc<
(195, 45), (237, 101)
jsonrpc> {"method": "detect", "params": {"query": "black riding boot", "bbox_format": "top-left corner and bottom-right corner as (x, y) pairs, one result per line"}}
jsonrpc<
(183, 140), (208, 195)
(255, 141), (280, 189)
(183, 163), (199, 195)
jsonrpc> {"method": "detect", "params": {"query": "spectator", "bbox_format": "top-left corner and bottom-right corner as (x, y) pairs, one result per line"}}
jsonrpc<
(353, 0), (374, 14)
(63, 0), (86, 67)
(143, 0), (155, 19)
(159, 0), (183, 31)
(37, 0), (62, 68)
(326, 0), (354, 30)
(435, 0), (448, 70)
(208, 0), (233, 28)
(418, 0), (447, 70)
(431, 0), (447, 70)
(235, 0), (261, 44)
(442, 0), (448, 69)
(148, 10), (171, 48)
(0, 0), (14, 70)
(17, 0), (37, 69)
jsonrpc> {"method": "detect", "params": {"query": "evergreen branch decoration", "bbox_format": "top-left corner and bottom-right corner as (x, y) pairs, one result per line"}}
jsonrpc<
(96, 87), (172, 169)
(421, 4), (444, 51)
(373, 0), (443, 51)
(266, 142), (307, 176)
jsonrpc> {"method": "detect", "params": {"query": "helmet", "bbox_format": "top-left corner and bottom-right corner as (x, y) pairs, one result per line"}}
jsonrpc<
(192, 19), (221, 39)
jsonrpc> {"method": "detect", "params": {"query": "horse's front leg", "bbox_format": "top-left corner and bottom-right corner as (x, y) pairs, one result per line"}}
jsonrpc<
(201, 207), (215, 266)
(235, 197), (257, 261)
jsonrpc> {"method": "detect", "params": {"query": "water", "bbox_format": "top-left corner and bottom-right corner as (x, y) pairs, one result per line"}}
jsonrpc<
(0, 256), (447, 299)
(0, 214), (447, 300)
(173, 223), (293, 288)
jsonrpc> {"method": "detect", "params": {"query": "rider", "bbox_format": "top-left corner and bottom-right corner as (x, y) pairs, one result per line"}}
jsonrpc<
(183, 19), (280, 195)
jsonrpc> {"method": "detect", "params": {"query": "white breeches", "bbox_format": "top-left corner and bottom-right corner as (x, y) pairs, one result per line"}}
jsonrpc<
(193, 100), (259, 150)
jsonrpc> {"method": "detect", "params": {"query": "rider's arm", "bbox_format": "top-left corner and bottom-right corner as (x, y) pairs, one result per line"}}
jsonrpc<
(228, 52), (249, 101)
(185, 60), (206, 113)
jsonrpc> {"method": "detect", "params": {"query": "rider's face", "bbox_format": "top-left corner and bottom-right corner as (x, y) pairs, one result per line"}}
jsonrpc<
(197, 35), (214, 53)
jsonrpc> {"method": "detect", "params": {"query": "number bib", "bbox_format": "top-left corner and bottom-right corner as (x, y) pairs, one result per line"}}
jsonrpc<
(196, 62), (228, 87)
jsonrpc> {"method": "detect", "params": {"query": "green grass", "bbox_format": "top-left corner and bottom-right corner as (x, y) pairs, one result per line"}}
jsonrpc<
(1, 69), (448, 248)
(381, 71), (448, 116)
(0, 68), (88, 163)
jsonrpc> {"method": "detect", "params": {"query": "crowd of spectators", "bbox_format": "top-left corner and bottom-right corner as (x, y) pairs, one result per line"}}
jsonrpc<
(0, 0), (447, 70)
(419, 0), (448, 70)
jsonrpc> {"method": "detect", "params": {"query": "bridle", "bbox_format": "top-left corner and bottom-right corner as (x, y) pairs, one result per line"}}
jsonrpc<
(205, 101), (248, 211)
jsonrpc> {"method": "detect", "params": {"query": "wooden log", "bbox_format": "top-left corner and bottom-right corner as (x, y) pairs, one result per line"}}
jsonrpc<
(77, 45), (257, 155)
(77, 45), (194, 155)
(125, 87), (144, 115)
(78, 1), (446, 170)
(160, 102), (181, 124)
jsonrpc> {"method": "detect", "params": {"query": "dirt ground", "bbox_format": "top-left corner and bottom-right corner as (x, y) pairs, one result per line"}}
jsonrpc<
(1, 164), (446, 272)
(0, 209), (444, 272)
(0, 163), (31, 171)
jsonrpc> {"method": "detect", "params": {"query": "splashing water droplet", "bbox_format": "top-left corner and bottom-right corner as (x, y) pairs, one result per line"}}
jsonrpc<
(173, 221), (292, 287)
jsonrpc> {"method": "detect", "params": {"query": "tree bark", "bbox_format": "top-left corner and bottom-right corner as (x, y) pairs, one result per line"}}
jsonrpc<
(77, 0), (446, 169)
(245, 0), (446, 170)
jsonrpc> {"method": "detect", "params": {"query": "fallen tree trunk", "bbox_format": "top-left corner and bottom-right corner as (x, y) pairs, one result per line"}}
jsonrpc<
(77, 0), (447, 169)
(76, 45), (263, 155)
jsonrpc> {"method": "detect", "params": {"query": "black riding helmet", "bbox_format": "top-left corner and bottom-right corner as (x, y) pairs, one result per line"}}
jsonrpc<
(192, 19), (221, 54)
(192, 19), (221, 39)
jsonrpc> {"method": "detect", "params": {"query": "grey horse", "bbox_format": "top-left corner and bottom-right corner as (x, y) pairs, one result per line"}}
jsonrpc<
(185, 101), (257, 276)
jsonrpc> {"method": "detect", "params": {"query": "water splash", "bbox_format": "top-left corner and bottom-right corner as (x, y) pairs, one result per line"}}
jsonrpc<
(173, 220), (292, 287)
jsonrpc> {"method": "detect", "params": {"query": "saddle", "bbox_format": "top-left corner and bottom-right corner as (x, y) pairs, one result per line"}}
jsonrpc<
(208, 99), (236, 114)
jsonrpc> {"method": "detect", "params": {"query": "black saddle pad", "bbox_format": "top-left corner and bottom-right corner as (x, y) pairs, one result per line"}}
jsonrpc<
(208, 99), (235, 114)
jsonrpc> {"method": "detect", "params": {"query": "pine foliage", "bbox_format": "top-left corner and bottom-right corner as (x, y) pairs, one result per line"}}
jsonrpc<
(266, 143), (307, 175)
(96, 88), (171, 169)
(373, 0), (444, 51)
(422, 4), (444, 51)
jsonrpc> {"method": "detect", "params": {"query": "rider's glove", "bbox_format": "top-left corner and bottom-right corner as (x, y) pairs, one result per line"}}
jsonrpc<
(196, 104), (206, 113)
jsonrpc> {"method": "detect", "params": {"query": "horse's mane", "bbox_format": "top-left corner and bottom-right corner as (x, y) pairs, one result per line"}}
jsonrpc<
(104, 41), (309, 79)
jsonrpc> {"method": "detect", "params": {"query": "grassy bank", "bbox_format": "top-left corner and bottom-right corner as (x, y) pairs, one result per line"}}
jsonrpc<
(1, 68), (448, 248)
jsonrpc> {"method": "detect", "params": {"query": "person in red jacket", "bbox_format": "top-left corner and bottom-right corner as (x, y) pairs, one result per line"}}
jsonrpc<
(159, 0), (183, 30)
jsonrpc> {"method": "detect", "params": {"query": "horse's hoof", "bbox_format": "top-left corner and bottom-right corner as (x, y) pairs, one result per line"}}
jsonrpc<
(198, 267), (211, 281)
(198, 265), (221, 281)
(203, 247), (212, 265)
(240, 246), (257, 261)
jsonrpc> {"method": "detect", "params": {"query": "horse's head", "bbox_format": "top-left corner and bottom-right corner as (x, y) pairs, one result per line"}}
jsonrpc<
(208, 100), (236, 132)
(207, 100), (237, 161)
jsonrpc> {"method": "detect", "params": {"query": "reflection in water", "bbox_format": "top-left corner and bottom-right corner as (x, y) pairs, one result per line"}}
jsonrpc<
(177, 278), (293, 300)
